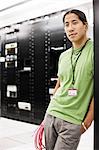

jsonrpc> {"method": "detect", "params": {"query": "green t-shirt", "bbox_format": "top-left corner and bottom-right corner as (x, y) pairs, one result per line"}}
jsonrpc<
(47, 40), (94, 125)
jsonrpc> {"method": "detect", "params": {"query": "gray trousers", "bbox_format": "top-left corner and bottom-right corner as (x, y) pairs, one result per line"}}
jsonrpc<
(44, 114), (81, 150)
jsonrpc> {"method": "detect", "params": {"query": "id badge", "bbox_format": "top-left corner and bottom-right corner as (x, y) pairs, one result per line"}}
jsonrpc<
(68, 88), (77, 96)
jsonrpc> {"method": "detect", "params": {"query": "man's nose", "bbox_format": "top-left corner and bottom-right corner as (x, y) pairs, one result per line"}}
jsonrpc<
(68, 24), (74, 32)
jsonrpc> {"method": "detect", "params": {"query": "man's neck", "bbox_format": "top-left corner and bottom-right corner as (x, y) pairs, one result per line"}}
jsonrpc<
(72, 36), (88, 49)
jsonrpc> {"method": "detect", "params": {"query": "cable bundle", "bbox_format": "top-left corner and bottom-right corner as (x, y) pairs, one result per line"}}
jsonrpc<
(33, 121), (45, 150)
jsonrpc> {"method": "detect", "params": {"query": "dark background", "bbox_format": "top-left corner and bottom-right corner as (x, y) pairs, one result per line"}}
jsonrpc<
(94, 0), (99, 149)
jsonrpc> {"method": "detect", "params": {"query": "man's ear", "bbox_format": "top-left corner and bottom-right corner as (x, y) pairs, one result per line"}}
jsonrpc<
(85, 22), (88, 30)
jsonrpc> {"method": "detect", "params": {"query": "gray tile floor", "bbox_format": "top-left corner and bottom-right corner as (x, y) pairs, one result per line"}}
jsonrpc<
(0, 117), (94, 150)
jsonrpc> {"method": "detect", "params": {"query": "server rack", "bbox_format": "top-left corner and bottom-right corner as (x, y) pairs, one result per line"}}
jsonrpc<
(0, 11), (71, 124)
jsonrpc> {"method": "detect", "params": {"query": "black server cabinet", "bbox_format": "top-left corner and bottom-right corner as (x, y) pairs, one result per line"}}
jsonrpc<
(47, 13), (71, 101)
(1, 36), (19, 120)
(33, 20), (48, 124)
(0, 23), (34, 122)
(17, 23), (33, 122)
(0, 11), (71, 124)
(94, 0), (99, 149)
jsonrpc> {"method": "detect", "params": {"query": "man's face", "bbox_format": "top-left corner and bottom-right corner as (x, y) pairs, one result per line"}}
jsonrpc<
(64, 13), (87, 43)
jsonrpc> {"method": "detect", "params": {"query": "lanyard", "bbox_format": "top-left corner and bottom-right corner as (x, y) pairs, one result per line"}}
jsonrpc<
(71, 39), (90, 85)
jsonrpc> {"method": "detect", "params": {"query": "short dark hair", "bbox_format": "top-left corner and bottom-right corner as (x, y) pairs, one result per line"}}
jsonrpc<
(63, 9), (88, 25)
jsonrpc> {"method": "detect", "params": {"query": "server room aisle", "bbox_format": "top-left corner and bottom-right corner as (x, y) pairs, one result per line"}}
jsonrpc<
(0, 117), (38, 150)
(0, 117), (94, 150)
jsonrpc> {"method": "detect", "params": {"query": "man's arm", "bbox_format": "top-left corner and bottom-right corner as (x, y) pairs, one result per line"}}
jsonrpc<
(81, 97), (94, 133)
(53, 78), (60, 95)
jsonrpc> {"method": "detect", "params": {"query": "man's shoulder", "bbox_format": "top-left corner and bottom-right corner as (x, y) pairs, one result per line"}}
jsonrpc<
(88, 39), (93, 48)
(60, 47), (72, 58)
(86, 40), (93, 54)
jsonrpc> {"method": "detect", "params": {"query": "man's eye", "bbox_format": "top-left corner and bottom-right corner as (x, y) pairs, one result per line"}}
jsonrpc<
(73, 21), (78, 25)
(65, 24), (69, 27)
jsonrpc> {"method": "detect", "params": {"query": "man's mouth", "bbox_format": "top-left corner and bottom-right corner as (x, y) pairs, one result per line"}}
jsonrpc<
(69, 33), (77, 37)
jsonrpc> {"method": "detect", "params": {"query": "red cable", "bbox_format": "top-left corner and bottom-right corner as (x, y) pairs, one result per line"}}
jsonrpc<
(33, 121), (45, 150)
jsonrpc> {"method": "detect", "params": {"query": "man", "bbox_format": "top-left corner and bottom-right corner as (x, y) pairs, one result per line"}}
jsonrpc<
(44, 9), (94, 150)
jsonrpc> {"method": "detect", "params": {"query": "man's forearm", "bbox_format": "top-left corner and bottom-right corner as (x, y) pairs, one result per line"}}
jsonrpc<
(53, 78), (60, 95)
(83, 97), (94, 129)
